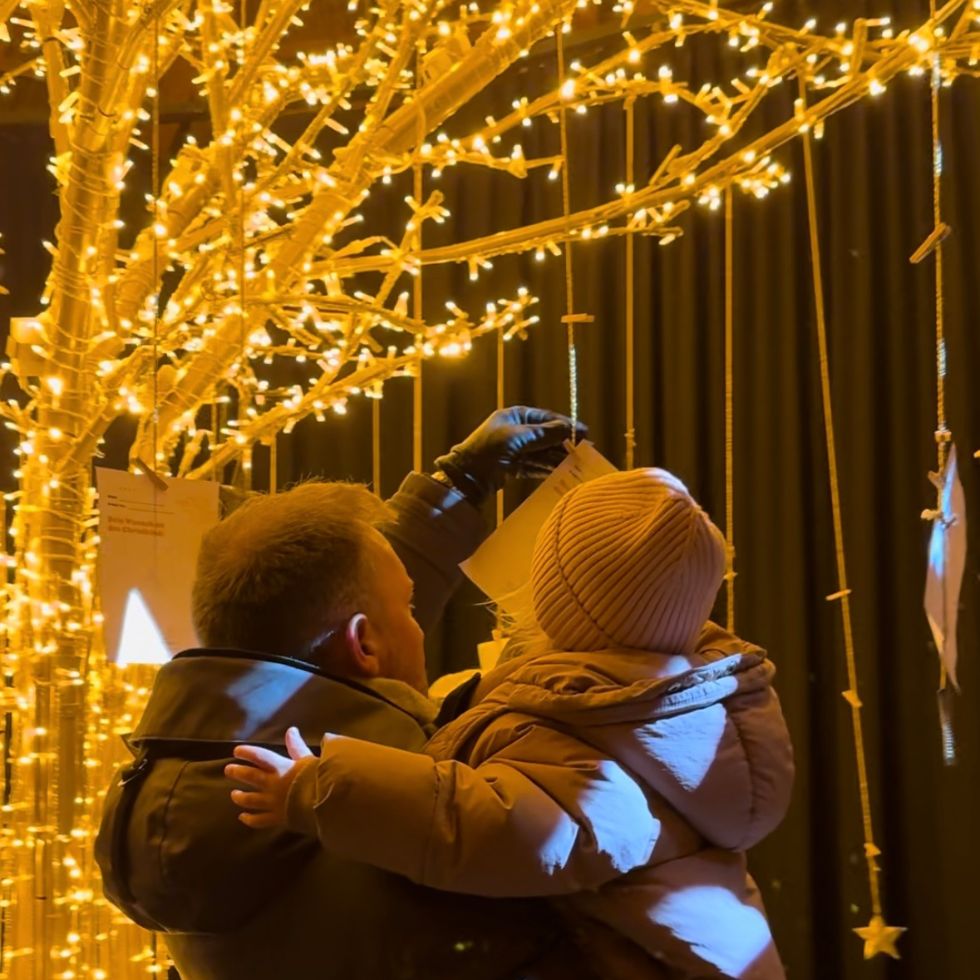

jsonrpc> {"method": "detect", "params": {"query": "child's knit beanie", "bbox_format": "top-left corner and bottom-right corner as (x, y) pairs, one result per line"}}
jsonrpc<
(530, 468), (727, 654)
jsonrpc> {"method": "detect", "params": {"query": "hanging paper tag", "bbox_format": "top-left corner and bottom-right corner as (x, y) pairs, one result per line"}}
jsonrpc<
(461, 440), (616, 611)
(97, 468), (219, 665)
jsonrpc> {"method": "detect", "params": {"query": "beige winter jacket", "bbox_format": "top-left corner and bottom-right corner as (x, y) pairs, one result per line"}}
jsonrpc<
(287, 622), (794, 978)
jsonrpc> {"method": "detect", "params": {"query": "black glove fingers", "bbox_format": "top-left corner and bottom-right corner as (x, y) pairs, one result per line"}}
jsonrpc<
(524, 445), (570, 469)
(520, 419), (576, 452)
(434, 407), (589, 502)
(516, 461), (558, 479)
(514, 406), (578, 427)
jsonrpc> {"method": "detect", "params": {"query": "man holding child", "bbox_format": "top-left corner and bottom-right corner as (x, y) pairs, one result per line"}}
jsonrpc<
(98, 407), (793, 980)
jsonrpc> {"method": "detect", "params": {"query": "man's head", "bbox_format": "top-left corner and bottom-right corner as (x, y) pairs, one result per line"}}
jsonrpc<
(192, 482), (427, 692)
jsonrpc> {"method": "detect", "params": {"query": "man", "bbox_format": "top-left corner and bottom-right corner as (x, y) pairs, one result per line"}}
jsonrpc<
(96, 408), (594, 980)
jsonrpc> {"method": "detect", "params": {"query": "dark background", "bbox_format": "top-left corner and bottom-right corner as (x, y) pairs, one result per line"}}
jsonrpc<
(2, 1), (978, 977)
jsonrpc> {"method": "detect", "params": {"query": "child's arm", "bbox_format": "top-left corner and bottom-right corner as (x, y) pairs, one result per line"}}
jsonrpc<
(227, 723), (670, 897)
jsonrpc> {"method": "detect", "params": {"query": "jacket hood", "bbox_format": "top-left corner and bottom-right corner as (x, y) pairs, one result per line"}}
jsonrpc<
(462, 626), (793, 851)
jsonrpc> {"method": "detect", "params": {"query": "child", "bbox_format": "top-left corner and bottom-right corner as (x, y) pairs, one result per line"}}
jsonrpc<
(228, 469), (794, 978)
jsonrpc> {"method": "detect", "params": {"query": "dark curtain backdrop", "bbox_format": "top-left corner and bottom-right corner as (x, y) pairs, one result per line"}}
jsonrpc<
(1, 2), (978, 978)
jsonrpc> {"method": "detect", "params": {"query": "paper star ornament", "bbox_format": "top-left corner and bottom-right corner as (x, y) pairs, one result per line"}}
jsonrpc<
(854, 915), (905, 959)
(924, 443), (967, 690)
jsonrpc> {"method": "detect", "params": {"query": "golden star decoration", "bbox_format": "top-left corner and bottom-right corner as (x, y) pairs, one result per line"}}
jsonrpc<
(854, 915), (906, 959)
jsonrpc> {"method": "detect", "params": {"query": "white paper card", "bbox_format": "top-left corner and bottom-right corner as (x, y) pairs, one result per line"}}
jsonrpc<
(461, 441), (617, 610)
(97, 468), (220, 665)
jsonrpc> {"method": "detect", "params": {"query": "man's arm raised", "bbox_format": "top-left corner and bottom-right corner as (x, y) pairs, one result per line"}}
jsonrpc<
(384, 407), (585, 632)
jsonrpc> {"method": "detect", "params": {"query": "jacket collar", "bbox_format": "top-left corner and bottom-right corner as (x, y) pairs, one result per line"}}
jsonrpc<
(129, 649), (432, 753)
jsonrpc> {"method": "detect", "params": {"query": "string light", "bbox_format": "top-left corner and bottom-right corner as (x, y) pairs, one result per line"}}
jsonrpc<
(0, 0), (978, 975)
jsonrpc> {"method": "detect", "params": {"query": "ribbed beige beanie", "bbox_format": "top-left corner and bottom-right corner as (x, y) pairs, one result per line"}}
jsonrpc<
(530, 468), (727, 654)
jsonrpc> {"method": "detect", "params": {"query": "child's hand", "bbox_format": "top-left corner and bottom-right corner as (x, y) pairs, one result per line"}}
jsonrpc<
(225, 726), (313, 829)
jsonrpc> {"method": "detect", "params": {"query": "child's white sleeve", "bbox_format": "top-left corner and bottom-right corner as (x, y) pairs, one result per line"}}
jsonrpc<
(285, 726), (666, 897)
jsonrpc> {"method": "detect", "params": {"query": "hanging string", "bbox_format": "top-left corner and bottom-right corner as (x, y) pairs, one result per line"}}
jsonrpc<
(237, 197), (251, 491)
(555, 25), (581, 441)
(266, 435), (277, 494)
(496, 328), (505, 528)
(624, 97), (636, 469)
(238, 0), (251, 491)
(148, 15), (163, 978)
(494, 328), (506, 635)
(927, 1), (954, 759)
(412, 47), (424, 473)
(800, 79), (892, 949)
(151, 16), (161, 474)
(723, 186), (736, 633)
(210, 387), (220, 482)
(372, 398), (382, 497)
(929, 4), (947, 460)
(0, 494), (11, 973)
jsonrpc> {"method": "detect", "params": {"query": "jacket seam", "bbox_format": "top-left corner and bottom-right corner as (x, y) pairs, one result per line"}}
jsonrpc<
(421, 759), (443, 885)
(726, 703), (756, 849)
(158, 760), (191, 890)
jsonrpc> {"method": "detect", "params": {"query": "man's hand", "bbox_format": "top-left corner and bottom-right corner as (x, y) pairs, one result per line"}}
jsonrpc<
(434, 406), (588, 504)
(225, 727), (314, 829)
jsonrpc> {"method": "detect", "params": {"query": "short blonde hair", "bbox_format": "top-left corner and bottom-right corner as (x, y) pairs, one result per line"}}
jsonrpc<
(192, 482), (393, 659)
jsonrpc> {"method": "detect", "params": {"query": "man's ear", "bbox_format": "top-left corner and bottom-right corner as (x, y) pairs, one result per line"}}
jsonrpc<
(341, 613), (383, 679)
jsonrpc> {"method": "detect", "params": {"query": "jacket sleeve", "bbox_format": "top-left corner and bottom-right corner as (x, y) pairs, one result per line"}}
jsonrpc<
(383, 473), (486, 633)
(285, 723), (663, 898)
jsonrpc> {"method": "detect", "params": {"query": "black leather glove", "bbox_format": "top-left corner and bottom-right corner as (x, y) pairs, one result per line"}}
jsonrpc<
(434, 406), (588, 505)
